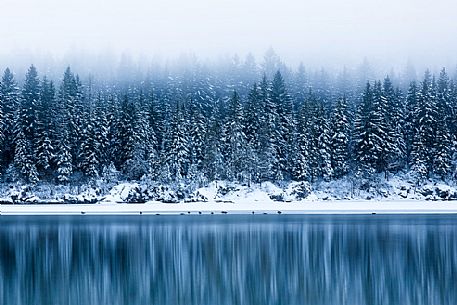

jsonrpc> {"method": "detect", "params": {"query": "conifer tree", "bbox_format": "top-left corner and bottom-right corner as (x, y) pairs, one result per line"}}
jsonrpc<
(434, 68), (452, 178)
(13, 66), (40, 182)
(257, 75), (278, 181)
(372, 81), (395, 175)
(383, 77), (406, 171)
(163, 102), (190, 182)
(116, 94), (136, 170)
(80, 106), (99, 178)
(405, 81), (418, 167)
(188, 98), (206, 173)
(290, 97), (311, 181)
(354, 83), (377, 177)
(13, 127), (38, 184)
(0, 68), (20, 168)
(244, 83), (261, 150)
(270, 70), (294, 180)
(411, 71), (437, 179)
(203, 99), (226, 182)
(224, 91), (247, 181)
(304, 94), (333, 181)
(35, 77), (54, 176)
(60, 67), (83, 169)
(55, 130), (73, 183)
(331, 96), (350, 178)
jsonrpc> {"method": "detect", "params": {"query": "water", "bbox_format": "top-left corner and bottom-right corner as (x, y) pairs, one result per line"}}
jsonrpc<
(0, 214), (456, 305)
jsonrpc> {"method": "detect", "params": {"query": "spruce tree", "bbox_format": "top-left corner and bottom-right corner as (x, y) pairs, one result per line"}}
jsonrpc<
(203, 98), (226, 182)
(36, 77), (54, 176)
(13, 127), (38, 184)
(354, 83), (377, 177)
(372, 81), (395, 175)
(124, 91), (158, 180)
(331, 96), (350, 178)
(411, 71), (437, 179)
(383, 77), (406, 172)
(59, 67), (83, 170)
(257, 75), (278, 181)
(290, 115), (309, 181)
(13, 65), (40, 183)
(163, 102), (190, 182)
(270, 70), (294, 180)
(188, 98), (206, 174)
(0, 68), (20, 169)
(405, 81), (418, 167)
(434, 68), (452, 178)
(80, 105), (99, 178)
(224, 91), (247, 182)
(116, 94), (136, 170)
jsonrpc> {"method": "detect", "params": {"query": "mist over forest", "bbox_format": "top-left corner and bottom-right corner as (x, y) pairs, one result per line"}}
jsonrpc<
(1, 49), (455, 87)
(1, 47), (457, 195)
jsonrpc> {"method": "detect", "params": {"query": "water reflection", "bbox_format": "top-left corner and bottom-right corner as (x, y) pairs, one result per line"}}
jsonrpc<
(0, 215), (456, 305)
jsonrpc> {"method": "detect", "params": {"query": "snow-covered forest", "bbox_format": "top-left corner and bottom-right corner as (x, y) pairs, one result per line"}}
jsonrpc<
(1, 53), (457, 202)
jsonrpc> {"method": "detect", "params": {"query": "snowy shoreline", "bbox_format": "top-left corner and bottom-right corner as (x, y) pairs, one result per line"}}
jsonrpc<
(2, 200), (457, 215)
(3, 179), (457, 215)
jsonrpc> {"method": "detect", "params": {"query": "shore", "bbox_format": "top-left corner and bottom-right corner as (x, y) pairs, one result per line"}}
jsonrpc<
(1, 200), (457, 215)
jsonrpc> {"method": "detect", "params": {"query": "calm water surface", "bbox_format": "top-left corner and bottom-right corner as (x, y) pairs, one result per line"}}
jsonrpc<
(0, 214), (456, 305)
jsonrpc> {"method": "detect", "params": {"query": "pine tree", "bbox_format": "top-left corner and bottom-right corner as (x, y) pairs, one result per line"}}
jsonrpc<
(13, 65), (41, 183)
(55, 130), (73, 183)
(94, 92), (110, 170)
(411, 71), (437, 179)
(163, 102), (190, 182)
(124, 91), (159, 180)
(405, 81), (418, 167)
(304, 94), (333, 181)
(434, 68), (452, 178)
(21, 65), (40, 143)
(257, 75), (278, 181)
(270, 70), (294, 180)
(372, 80), (395, 175)
(188, 98), (206, 173)
(244, 83), (261, 149)
(80, 105), (99, 178)
(116, 94), (136, 170)
(331, 96), (350, 178)
(13, 127), (38, 184)
(244, 83), (264, 182)
(0, 68), (20, 169)
(203, 98), (226, 182)
(104, 92), (121, 172)
(291, 100), (310, 181)
(383, 77), (406, 172)
(54, 68), (77, 183)
(354, 83), (378, 177)
(224, 91), (247, 182)
(59, 67), (83, 170)
(35, 77), (54, 176)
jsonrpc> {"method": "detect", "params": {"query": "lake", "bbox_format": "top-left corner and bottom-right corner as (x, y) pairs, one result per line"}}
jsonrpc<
(0, 214), (455, 305)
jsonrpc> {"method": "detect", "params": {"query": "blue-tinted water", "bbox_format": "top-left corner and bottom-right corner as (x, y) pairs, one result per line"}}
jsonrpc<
(0, 214), (456, 305)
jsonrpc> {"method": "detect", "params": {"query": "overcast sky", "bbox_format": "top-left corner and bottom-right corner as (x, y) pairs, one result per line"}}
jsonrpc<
(0, 0), (456, 69)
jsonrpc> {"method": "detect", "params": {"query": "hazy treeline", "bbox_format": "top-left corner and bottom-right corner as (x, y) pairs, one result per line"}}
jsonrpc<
(0, 54), (457, 186)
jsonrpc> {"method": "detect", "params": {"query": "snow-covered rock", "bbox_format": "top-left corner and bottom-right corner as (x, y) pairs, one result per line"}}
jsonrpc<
(104, 183), (145, 203)
(285, 181), (312, 201)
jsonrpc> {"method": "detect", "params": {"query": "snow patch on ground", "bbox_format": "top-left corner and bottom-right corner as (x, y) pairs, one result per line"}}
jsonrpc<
(2, 173), (457, 205)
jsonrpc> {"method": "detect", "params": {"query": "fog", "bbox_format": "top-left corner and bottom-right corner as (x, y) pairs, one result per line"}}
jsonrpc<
(0, 0), (456, 75)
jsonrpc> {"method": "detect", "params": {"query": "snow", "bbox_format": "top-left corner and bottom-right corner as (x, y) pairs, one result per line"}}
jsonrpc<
(104, 183), (140, 203)
(2, 174), (457, 214)
(1, 200), (457, 215)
